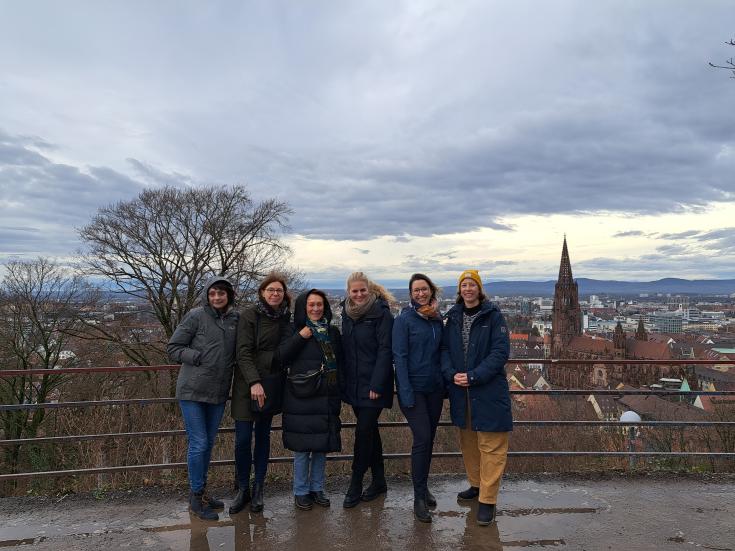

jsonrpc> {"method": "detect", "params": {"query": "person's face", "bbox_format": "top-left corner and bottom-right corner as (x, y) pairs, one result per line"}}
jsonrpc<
(208, 287), (229, 310)
(460, 279), (480, 307)
(410, 279), (432, 306)
(261, 281), (285, 308)
(306, 294), (325, 321)
(349, 281), (370, 305)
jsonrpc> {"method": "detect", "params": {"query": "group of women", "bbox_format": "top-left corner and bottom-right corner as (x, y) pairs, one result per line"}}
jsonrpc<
(167, 269), (512, 526)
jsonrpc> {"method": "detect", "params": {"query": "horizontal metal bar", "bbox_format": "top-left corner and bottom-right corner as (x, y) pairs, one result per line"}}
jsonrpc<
(2, 451), (733, 481)
(2, 420), (733, 446)
(4, 388), (735, 411)
(0, 398), (179, 411)
(2, 359), (732, 378)
(0, 365), (180, 378)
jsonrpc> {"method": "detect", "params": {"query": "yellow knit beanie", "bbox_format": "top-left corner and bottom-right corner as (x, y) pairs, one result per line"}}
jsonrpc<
(458, 269), (483, 292)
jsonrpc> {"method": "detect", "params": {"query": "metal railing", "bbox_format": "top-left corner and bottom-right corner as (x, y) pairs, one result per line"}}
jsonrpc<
(1, 359), (734, 481)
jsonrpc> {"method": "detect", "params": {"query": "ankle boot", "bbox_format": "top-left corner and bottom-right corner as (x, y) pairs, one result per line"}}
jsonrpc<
(189, 491), (218, 521)
(343, 473), (363, 509)
(361, 464), (387, 502)
(477, 503), (496, 526)
(413, 496), (432, 523)
(426, 489), (437, 508)
(228, 488), (251, 515)
(250, 483), (264, 513)
(202, 486), (224, 510)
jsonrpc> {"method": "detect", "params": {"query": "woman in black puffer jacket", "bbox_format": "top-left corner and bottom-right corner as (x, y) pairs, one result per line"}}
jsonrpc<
(279, 289), (343, 510)
(340, 271), (395, 508)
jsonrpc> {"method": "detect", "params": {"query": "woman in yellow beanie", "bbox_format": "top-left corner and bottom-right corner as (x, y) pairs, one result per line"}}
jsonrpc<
(440, 270), (512, 525)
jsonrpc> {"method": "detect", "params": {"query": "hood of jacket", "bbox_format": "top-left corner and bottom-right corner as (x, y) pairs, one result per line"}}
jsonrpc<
(293, 289), (333, 329)
(200, 275), (235, 309)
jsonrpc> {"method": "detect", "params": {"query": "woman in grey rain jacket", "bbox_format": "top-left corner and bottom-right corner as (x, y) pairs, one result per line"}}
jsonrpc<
(168, 276), (239, 521)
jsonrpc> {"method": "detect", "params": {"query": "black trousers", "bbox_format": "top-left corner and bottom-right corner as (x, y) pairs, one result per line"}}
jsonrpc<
(400, 388), (444, 497)
(351, 406), (384, 479)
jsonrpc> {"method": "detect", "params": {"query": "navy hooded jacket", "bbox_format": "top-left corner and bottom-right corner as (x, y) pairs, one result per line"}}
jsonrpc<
(392, 305), (443, 408)
(440, 300), (512, 432)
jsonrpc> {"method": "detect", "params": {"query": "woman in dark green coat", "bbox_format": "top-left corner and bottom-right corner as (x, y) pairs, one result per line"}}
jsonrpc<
(229, 273), (291, 515)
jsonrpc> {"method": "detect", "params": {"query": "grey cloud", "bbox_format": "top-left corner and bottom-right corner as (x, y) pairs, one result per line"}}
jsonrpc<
(613, 230), (645, 237)
(658, 230), (702, 239)
(354, 248), (370, 255)
(0, 130), (146, 257)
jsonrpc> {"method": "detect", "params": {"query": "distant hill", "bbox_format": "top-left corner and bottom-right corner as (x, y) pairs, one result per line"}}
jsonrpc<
(436, 278), (735, 298)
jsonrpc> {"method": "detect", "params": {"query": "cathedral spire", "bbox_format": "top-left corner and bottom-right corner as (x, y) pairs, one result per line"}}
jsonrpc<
(551, 236), (582, 358)
(635, 316), (648, 341)
(558, 234), (574, 282)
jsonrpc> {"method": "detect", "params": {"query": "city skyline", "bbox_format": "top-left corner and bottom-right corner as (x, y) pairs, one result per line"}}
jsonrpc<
(1, 2), (733, 284)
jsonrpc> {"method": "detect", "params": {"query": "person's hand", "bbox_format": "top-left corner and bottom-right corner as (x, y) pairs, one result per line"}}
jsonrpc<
(454, 373), (469, 387)
(299, 326), (312, 338)
(251, 382), (266, 409)
(369, 390), (381, 400)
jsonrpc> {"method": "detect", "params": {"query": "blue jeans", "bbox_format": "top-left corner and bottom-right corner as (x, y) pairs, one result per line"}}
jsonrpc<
(179, 400), (226, 493)
(235, 416), (273, 489)
(293, 451), (326, 495)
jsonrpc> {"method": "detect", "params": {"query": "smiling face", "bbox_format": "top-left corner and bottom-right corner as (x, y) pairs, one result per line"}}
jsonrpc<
(460, 278), (480, 308)
(348, 280), (370, 305)
(261, 281), (285, 308)
(306, 293), (325, 321)
(410, 279), (432, 306)
(208, 287), (229, 310)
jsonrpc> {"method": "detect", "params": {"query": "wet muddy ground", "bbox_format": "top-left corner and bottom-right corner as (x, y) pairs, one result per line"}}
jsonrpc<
(1, 475), (733, 550)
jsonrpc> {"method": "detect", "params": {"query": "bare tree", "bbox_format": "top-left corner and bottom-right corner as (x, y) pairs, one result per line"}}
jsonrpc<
(709, 38), (735, 79)
(78, 185), (295, 364)
(0, 258), (87, 478)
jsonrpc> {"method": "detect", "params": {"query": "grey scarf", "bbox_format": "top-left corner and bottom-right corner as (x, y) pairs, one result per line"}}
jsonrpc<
(345, 292), (378, 320)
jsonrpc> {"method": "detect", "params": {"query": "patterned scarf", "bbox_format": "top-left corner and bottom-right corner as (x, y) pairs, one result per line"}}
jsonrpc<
(345, 292), (378, 320)
(306, 317), (338, 372)
(256, 297), (289, 320)
(411, 298), (441, 320)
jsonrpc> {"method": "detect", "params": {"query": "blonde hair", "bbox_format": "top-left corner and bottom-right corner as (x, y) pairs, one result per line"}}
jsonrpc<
(346, 271), (396, 304)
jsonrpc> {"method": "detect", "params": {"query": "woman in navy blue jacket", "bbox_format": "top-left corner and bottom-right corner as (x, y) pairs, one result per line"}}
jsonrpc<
(441, 270), (511, 526)
(392, 273), (444, 523)
(340, 271), (395, 508)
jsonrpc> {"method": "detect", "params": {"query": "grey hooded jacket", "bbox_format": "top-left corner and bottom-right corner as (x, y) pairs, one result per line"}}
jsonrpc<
(168, 276), (239, 404)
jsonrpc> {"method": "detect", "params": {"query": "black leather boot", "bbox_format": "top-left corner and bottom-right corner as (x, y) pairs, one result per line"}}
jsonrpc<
(189, 491), (218, 521)
(477, 503), (496, 526)
(343, 473), (363, 509)
(228, 488), (251, 515)
(426, 489), (437, 508)
(457, 486), (480, 501)
(202, 486), (224, 510)
(361, 465), (387, 502)
(250, 483), (264, 513)
(413, 496), (432, 523)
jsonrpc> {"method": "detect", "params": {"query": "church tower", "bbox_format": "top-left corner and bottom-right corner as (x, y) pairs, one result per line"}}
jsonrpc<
(613, 321), (626, 359)
(635, 316), (648, 341)
(551, 236), (582, 357)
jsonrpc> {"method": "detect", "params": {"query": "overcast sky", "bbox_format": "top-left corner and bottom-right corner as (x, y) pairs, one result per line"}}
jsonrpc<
(1, 1), (733, 287)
